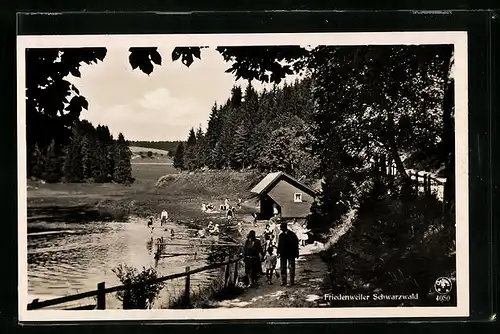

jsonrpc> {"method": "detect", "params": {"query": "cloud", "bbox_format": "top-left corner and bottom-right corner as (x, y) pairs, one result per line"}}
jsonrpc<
(82, 88), (207, 141)
(138, 88), (172, 110)
(72, 46), (301, 141)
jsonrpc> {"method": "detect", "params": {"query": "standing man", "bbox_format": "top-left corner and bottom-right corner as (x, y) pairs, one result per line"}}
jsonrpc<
(277, 222), (299, 286)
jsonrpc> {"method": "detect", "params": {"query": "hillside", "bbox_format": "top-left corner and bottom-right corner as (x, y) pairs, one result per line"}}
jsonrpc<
(155, 170), (265, 200)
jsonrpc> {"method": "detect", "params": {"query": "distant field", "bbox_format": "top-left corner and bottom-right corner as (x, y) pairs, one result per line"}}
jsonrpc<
(131, 163), (177, 184)
(129, 146), (170, 155)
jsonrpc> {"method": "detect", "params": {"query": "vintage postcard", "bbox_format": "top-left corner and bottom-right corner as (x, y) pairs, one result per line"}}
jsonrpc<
(17, 32), (469, 322)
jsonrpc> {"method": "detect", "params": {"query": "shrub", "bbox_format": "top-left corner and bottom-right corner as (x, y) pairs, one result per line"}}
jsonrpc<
(112, 264), (166, 309)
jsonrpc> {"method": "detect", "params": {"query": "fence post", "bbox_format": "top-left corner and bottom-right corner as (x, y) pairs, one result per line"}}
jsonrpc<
(184, 266), (190, 307)
(123, 279), (132, 309)
(28, 298), (39, 310)
(97, 282), (106, 310)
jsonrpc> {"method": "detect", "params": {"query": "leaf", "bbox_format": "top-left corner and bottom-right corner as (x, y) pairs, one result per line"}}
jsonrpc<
(81, 96), (89, 110)
(70, 68), (81, 78)
(129, 52), (140, 70)
(139, 61), (154, 75)
(172, 49), (181, 61)
(192, 47), (201, 60)
(71, 84), (80, 95)
(182, 54), (194, 67)
(95, 49), (107, 61)
(150, 50), (162, 65)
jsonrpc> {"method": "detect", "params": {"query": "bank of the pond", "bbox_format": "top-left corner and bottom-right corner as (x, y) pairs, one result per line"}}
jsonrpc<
(27, 170), (265, 225)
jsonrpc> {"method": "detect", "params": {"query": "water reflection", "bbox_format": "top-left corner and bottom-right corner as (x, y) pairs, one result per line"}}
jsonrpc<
(27, 218), (242, 309)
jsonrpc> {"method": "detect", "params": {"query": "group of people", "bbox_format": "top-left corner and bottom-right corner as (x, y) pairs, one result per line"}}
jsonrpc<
(146, 209), (173, 234)
(243, 222), (300, 288)
(201, 197), (242, 220)
(197, 221), (220, 238)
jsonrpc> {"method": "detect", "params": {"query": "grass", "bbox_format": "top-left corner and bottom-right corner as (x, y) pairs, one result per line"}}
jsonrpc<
(27, 164), (263, 224)
(131, 164), (177, 184)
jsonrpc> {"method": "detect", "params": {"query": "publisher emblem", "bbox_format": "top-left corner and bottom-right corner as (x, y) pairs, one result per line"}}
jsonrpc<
(434, 277), (452, 295)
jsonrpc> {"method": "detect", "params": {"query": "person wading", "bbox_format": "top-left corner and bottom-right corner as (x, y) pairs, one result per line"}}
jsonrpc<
(277, 222), (299, 286)
(243, 230), (264, 288)
(160, 209), (168, 226)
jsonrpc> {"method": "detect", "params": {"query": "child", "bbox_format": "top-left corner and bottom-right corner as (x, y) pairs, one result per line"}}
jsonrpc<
(263, 247), (278, 285)
(147, 216), (154, 233)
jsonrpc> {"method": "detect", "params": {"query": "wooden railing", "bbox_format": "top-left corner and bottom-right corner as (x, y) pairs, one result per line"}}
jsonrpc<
(407, 170), (445, 197)
(371, 156), (445, 198)
(27, 255), (243, 310)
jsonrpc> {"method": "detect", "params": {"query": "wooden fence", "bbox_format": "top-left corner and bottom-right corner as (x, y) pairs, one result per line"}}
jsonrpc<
(27, 255), (243, 311)
(371, 156), (445, 198)
(407, 170), (445, 197)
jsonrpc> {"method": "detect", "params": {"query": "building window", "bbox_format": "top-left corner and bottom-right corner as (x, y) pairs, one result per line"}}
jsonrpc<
(294, 193), (302, 203)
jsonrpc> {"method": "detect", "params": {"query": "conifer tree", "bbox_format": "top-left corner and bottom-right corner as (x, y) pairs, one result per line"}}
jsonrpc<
(173, 142), (185, 170)
(90, 142), (109, 182)
(230, 85), (243, 109)
(232, 122), (250, 169)
(80, 134), (92, 179)
(63, 125), (84, 182)
(183, 128), (198, 170)
(195, 126), (207, 169)
(30, 143), (45, 179)
(113, 133), (133, 184)
(43, 139), (63, 183)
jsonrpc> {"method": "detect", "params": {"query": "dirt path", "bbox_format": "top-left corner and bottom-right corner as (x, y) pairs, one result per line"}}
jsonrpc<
(216, 243), (330, 308)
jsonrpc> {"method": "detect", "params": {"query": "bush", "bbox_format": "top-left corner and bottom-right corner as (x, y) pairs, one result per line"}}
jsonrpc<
(112, 264), (166, 309)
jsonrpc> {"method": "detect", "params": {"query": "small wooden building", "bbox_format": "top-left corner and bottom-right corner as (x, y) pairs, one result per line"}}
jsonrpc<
(250, 172), (317, 220)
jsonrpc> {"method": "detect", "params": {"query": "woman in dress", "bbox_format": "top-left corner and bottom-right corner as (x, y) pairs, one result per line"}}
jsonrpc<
(243, 230), (264, 287)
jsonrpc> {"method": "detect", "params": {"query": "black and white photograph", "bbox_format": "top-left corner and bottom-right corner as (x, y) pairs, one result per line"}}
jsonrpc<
(17, 32), (469, 321)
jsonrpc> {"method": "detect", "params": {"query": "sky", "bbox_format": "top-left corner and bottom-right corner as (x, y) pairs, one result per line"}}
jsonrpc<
(68, 46), (298, 141)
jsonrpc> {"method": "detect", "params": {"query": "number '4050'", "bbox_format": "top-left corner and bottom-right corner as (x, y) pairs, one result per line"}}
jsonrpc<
(436, 295), (451, 302)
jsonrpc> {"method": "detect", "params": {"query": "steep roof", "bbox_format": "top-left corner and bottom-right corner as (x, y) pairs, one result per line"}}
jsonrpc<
(250, 171), (317, 197)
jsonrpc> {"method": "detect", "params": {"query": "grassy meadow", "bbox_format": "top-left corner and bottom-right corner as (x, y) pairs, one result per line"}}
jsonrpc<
(27, 161), (262, 225)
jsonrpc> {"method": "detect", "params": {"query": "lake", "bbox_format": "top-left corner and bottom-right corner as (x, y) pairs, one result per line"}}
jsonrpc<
(27, 218), (241, 309)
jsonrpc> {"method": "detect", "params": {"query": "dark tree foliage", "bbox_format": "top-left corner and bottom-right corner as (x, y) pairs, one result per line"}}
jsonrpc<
(307, 44), (454, 229)
(182, 128), (198, 171)
(26, 48), (107, 156)
(30, 118), (132, 184)
(43, 139), (64, 183)
(29, 143), (45, 179)
(216, 46), (309, 83)
(63, 125), (85, 182)
(113, 133), (134, 185)
(173, 142), (185, 170)
(175, 78), (317, 174)
(128, 47), (162, 75)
